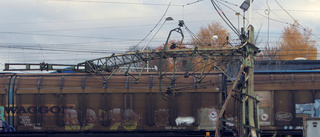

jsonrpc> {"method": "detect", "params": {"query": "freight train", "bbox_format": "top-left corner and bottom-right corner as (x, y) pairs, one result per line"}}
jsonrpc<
(0, 71), (319, 136)
(0, 72), (224, 137)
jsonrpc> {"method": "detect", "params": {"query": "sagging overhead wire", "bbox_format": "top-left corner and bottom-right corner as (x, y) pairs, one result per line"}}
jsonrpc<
(210, 0), (240, 37)
(141, 18), (169, 51)
(0, 31), (142, 41)
(129, 1), (172, 52)
(0, 45), (126, 54)
(275, 0), (320, 40)
(255, 12), (290, 25)
(216, 0), (237, 13)
(217, 0), (238, 7)
(47, 0), (182, 6)
(216, 0), (249, 23)
(183, 23), (202, 44)
(184, 0), (204, 6)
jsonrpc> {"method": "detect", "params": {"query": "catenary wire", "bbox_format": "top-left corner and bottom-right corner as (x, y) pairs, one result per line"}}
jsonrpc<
(128, 1), (172, 51)
(46, 0), (182, 6)
(274, 0), (320, 40)
(210, 0), (240, 37)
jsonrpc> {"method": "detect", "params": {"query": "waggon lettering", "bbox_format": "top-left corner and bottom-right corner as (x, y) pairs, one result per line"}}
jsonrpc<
(4, 106), (73, 114)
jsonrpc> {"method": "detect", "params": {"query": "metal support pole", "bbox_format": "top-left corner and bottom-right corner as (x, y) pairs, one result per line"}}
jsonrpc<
(215, 25), (259, 137)
(241, 53), (257, 137)
(241, 25), (259, 137)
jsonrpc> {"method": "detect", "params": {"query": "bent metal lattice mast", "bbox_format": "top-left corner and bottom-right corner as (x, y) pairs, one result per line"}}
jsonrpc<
(4, 25), (260, 137)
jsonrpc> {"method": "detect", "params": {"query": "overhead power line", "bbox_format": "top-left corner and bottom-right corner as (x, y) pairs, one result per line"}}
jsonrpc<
(21, 24), (155, 33)
(0, 31), (142, 41)
(0, 45), (126, 54)
(274, 0), (320, 40)
(217, 0), (238, 7)
(46, 0), (183, 6)
(129, 1), (172, 51)
(252, 9), (320, 13)
(185, 0), (204, 6)
(255, 12), (290, 25)
(210, 0), (240, 37)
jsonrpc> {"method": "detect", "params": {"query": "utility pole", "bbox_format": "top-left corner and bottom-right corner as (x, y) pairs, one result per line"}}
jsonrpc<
(214, 25), (259, 137)
(240, 25), (259, 137)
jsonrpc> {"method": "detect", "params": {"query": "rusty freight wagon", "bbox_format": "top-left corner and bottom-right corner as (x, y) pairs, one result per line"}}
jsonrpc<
(1, 71), (320, 136)
(0, 72), (226, 136)
(252, 71), (320, 136)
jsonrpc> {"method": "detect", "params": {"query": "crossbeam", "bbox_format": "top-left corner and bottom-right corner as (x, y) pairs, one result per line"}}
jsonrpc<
(4, 46), (244, 72)
(4, 63), (85, 71)
(78, 46), (245, 73)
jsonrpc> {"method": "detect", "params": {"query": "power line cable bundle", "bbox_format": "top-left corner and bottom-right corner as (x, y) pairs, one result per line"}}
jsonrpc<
(210, 0), (240, 37)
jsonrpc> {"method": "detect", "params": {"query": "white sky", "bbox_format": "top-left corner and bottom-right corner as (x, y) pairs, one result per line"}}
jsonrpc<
(0, 0), (319, 71)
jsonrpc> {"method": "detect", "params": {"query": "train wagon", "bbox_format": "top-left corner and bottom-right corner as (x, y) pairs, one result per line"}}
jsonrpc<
(1, 71), (320, 136)
(0, 72), (225, 137)
(253, 71), (320, 136)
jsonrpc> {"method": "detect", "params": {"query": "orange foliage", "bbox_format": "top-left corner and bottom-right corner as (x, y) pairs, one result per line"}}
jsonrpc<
(152, 22), (231, 72)
(150, 40), (188, 72)
(279, 22), (317, 60)
(164, 40), (187, 71)
(195, 22), (230, 48)
(192, 22), (230, 71)
(256, 46), (280, 61)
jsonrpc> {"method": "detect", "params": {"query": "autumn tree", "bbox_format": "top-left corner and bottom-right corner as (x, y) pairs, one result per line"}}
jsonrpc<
(256, 43), (280, 61)
(142, 22), (232, 73)
(164, 40), (189, 71)
(148, 39), (188, 72)
(194, 22), (230, 48)
(278, 22), (317, 60)
(192, 22), (231, 71)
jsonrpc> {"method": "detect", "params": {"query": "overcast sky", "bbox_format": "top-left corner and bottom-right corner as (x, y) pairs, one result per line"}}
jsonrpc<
(0, 0), (319, 72)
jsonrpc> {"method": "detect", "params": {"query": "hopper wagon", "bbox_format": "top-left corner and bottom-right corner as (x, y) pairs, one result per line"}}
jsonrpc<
(0, 72), (225, 137)
(1, 71), (320, 136)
